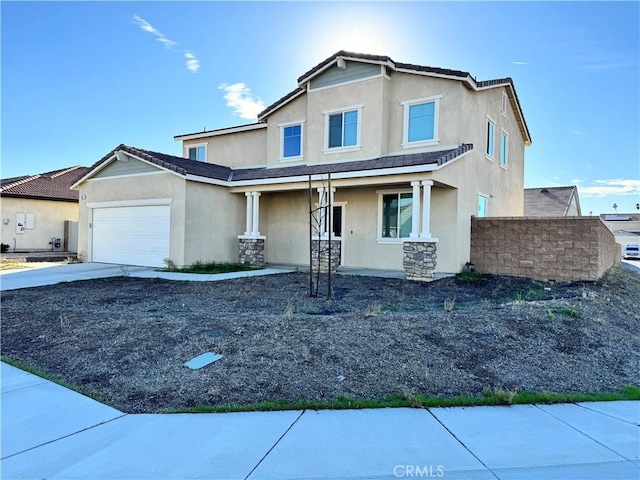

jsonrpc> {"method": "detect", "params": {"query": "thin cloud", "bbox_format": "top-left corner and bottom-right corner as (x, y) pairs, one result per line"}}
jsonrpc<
(132, 15), (177, 49)
(132, 15), (200, 73)
(218, 83), (265, 120)
(569, 128), (586, 137)
(579, 179), (640, 198)
(184, 52), (200, 73)
(511, 61), (528, 65)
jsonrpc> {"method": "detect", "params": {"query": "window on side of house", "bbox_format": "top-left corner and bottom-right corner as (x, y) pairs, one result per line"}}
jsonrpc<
(402, 95), (441, 147)
(188, 145), (206, 162)
(380, 192), (413, 239)
(486, 119), (495, 159)
(324, 107), (361, 151)
(477, 195), (488, 218)
(500, 130), (508, 167)
(281, 122), (303, 160)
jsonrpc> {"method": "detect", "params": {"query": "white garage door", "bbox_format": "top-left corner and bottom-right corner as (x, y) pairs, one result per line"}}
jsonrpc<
(92, 205), (170, 267)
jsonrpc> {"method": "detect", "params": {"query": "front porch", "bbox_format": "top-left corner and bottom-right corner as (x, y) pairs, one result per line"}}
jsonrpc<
(234, 177), (457, 282)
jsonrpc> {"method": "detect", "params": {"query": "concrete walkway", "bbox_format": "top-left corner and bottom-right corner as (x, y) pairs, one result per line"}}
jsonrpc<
(0, 262), (296, 291)
(1, 363), (638, 479)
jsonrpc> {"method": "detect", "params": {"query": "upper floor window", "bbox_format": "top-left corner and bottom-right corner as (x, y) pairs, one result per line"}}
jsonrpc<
(188, 144), (206, 162)
(402, 95), (442, 147)
(500, 130), (508, 167)
(280, 121), (304, 160)
(486, 118), (495, 159)
(323, 105), (362, 152)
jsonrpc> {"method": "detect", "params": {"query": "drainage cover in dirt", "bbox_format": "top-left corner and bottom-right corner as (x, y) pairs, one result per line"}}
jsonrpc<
(185, 352), (223, 369)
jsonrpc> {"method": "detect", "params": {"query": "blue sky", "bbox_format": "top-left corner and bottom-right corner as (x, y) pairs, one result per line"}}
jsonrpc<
(2, 1), (639, 215)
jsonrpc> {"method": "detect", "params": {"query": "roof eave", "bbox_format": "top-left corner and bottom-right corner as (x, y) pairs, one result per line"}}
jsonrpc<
(174, 122), (267, 141)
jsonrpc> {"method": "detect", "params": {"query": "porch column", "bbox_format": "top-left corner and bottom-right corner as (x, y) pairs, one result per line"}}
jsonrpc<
(244, 192), (253, 236)
(328, 187), (336, 237)
(411, 181), (421, 238)
(251, 192), (261, 236)
(420, 180), (433, 239)
(317, 187), (327, 237)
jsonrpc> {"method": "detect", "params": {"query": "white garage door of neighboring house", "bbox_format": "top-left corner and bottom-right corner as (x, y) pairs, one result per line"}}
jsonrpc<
(92, 205), (170, 267)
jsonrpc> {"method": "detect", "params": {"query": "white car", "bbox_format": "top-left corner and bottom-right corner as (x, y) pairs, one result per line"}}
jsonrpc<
(624, 244), (640, 260)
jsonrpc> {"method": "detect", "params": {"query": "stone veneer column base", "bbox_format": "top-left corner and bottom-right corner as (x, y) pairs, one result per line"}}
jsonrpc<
(312, 239), (341, 273)
(403, 240), (438, 281)
(238, 236), (265, 267)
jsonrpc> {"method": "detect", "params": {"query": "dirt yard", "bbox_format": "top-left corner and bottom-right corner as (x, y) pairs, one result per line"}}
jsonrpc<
(1, 267), (639, 413)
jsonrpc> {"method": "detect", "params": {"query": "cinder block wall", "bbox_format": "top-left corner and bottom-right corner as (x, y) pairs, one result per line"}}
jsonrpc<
(470, 217), (621, 282)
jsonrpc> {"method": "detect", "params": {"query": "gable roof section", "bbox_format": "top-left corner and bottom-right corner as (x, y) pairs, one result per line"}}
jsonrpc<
(73, 144), (233, 188)
(76, 144), (473, 188)
(1, 166), (90, 202)
(256, 50), (531, 145)
(524, 186), (581, 217)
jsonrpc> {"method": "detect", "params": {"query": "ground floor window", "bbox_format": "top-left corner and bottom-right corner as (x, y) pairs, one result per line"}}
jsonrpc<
(381, 193), (413, 238)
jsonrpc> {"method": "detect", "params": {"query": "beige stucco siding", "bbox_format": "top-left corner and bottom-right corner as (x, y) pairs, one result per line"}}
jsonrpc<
(77, 172), (187, 264)
(386, 72), (465, 154)
(264, 96), (308, 166)
(305, 77), (386, 162)
(183, 183), (244, 265)
(183, 128), (267, 168)
(0, 198), (78, 251)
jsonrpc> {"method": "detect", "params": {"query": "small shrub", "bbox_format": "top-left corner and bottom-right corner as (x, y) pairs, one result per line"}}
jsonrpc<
(0, 243), (9, 253)
(554, 307), (581, 319)
(456, 270), (483, 281)
(443, 298), (455, 312)
(364, 303), (381, 317)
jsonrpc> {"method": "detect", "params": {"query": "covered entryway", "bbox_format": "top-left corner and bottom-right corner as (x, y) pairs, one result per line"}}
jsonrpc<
(91, 205), (170, 267)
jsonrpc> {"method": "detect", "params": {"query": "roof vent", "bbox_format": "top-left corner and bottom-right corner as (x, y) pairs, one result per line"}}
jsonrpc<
(336, 58), (347, 70)
(540, 188), (549, 193)
(115, 151), (129, 162)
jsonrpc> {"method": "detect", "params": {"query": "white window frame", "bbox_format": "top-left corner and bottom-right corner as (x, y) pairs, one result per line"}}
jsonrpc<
(323, 104), (363, 154)
(401, 94), (442, 148)
(376, 188), (413, 244)
(500, 129), (509, 168)
(279, 120), (305, 162)
(485, 117), (496, 160)
(186, 143), (207, 162)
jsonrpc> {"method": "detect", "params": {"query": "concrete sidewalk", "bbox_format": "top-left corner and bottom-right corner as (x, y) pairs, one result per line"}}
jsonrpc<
(0, 262), (295, 291)
(1, 363), (638, 479)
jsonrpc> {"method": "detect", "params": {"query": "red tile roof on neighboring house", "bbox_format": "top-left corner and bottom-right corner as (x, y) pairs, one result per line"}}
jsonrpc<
(78, 144), (473, 187)
(0, 166), (90, 202)
(524, 186), (582, 217)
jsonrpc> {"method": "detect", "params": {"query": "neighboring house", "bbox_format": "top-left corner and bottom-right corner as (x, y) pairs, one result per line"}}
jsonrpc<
(1, 166), (89, 252)
(600, 213), (640, 255)
(524, 186), (582, 217)
(72, 51), (532, 277)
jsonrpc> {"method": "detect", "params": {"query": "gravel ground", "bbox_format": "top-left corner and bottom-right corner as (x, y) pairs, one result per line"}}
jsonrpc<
(1, 267), (639, 413)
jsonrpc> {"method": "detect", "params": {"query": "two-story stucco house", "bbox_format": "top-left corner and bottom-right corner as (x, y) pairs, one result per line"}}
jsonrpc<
(73, 51), (531, 279)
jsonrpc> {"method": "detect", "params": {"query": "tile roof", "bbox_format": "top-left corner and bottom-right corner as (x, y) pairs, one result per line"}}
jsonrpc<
(524, 186), (581, 217)
(230, 144), (472, 181)
(85, 144), (233, 182)
(81, 144), (473, 186)
(1, 166), (90, 202)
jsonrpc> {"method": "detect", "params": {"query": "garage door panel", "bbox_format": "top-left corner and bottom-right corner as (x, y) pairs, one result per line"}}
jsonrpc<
(92, 205), (170, 267)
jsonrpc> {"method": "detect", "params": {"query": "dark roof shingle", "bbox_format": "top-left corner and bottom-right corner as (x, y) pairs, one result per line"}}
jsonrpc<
(1, 166), (90, 202)
(524, 186), (581, 217)
(82, 144), (473, 186)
